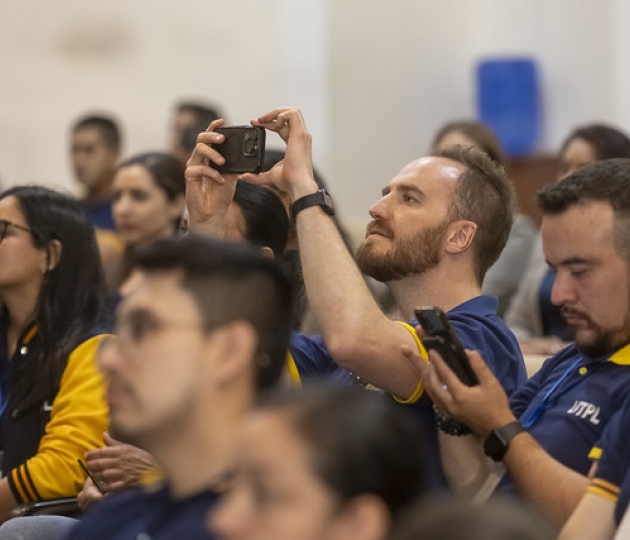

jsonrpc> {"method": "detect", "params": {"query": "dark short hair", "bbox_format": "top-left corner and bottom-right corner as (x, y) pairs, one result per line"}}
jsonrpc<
(432, 120), (506, 166)
(256, 385), (425, 516)
(233, 180), (289, 256)
(1, 186), (107, 412)
(132, 235), (294, 392)
(118, 152), (185, 202)
(72, 114), (121, 151)
(431, 145), (515, 284)
(537, 158), (630, 260)
(176, 101), (223, 127)
(560, 124), (630, 161)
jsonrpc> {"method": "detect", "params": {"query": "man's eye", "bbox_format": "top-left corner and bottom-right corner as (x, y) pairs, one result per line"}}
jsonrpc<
(128, 318), (158, 341)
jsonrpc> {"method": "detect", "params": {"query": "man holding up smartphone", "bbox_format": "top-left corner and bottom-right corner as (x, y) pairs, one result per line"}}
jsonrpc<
(186, 109), (526, 490)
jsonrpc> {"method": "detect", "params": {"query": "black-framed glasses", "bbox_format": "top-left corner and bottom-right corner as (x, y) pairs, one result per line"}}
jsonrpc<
(0, 219), (35, 243)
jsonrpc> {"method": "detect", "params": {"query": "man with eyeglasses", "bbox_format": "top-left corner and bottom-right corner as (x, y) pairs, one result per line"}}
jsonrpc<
(6, 235), (293, 540)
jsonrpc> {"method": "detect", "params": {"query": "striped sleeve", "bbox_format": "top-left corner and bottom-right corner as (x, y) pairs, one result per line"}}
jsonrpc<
(8, 335), (109, 503)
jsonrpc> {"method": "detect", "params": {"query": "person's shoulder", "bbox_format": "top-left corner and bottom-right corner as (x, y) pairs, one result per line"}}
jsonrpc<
(290, 332), (333, 369)
(448, 296), (520, 351)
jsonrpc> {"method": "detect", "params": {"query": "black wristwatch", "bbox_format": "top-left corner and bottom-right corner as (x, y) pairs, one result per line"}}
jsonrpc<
(484, 421), (525, 462)
(291, 189), (335, 219)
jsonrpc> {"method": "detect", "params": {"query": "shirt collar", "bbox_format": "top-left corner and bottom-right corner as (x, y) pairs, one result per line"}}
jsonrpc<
(608, 342), (630, 365)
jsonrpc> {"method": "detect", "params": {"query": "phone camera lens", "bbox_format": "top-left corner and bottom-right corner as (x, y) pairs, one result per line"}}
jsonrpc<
(243, 131), (258, 156)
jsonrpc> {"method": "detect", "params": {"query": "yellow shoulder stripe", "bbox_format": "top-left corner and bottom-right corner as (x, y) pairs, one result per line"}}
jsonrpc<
(286, 353), (302, 387)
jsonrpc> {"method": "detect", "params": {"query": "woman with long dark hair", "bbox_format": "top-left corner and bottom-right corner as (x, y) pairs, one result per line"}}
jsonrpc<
(0, 185), (109, 520)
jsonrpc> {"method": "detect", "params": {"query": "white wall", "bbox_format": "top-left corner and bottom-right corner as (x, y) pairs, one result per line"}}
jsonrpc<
(0, 0), (626, 229)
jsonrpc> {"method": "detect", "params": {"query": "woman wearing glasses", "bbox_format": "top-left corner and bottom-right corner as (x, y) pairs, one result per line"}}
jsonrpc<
(0, 185), (109, 521)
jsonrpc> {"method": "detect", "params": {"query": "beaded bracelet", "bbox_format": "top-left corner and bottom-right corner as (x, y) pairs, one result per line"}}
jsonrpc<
(433, 403), (472, 436)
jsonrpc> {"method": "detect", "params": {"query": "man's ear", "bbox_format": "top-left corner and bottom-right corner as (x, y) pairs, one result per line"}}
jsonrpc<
(444, 220), (477, 255)
(43, 239), (63, 272)
(209, 321), (259, 387)
(333, 495), (390, 540)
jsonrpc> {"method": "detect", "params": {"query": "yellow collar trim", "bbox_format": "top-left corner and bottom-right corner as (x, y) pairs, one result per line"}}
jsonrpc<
(23, 325), (37, 345)
(608, 343), (630, 366)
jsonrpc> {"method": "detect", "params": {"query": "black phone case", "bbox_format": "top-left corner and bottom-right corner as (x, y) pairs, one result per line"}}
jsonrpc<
(415, 307), (479, 386)
(213, 126), (266, 174)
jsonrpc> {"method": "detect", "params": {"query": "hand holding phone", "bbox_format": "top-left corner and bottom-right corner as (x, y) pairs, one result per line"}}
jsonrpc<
(414, 307), (479, 386)
(211, 125), (266, 174)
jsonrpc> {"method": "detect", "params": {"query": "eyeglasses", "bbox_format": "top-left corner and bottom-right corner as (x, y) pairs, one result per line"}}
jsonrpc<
(0, 219), (34, 243)
(110, 311), (204, 351)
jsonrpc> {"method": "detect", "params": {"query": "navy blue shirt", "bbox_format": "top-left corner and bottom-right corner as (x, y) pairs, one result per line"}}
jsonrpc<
(66, 484), (219, 540)
(499, 343), (630, 494)
(83, 199), (115, 231)
(290, 295), (527, 490)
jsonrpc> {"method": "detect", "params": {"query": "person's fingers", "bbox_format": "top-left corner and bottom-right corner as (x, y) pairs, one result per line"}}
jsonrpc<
(186, 141), (225, 168)
(401, 345), (429, 378)
(414, 324), (427, 340)
(206, 118), (225, 131)
(254, 107), (295, 125)
(185, 165), (225, 186)
(108, 479), (132, 492)
(428, 349), (468, 395)
(103, 432), (118, 446)
(254, 108), (304, 142)
(421, 357), (454, 412)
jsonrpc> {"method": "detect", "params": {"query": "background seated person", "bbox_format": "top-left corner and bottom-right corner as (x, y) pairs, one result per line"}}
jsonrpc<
(0, 186), (110, 521)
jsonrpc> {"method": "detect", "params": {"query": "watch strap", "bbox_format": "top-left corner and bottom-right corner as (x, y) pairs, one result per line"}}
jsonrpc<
(484, 420), (525, 462)
(291, 189), (334, 219)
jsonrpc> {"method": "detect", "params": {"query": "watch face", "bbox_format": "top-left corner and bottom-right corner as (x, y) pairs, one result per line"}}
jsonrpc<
(484, 422), (524, 462)
(323, 192), (334, 214)
(484, 432), (505, 461)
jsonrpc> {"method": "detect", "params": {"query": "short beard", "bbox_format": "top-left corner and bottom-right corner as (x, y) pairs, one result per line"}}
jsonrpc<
(565, 304), (630, 358)
(355, 220), (449, 283)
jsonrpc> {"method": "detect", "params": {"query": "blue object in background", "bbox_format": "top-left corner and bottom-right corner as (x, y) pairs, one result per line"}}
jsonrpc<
(476, 58), (541, 157)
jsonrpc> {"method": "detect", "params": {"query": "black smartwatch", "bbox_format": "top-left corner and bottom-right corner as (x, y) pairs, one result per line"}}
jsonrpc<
(291, 189), (335, 219)
(483, 421), (525, 462)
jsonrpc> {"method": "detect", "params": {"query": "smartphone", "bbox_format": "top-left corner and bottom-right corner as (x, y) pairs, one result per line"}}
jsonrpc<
(212, 126), (266, 174)
(414, 307), (478, 386)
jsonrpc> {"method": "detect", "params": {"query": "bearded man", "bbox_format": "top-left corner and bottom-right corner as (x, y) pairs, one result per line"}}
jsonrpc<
(184, 108), (527, 491)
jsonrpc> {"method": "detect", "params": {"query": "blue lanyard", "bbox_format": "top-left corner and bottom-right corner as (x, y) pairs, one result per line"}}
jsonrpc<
(522, 356), (583, 429)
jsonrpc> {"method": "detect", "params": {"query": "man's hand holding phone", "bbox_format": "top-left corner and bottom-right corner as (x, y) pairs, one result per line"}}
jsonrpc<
(249, 108), (319, 202)
(185, 119), (239, 235)
(402, 312), (516, 438)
